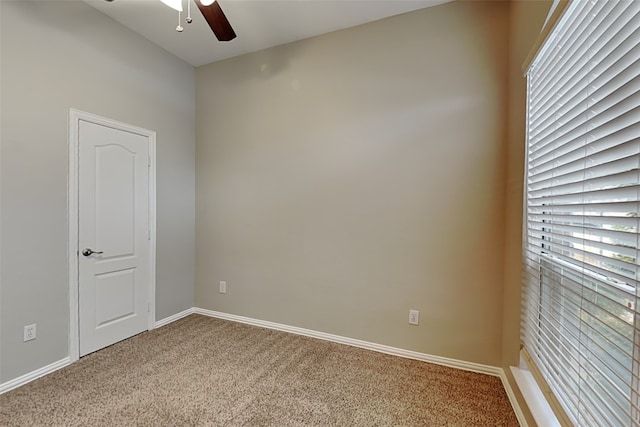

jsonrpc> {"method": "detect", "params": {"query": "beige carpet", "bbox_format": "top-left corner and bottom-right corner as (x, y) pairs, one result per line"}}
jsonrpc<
(0, 315), (519, 426)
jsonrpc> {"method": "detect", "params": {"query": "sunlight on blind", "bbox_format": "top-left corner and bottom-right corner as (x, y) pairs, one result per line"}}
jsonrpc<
(522, 0), (640, 426)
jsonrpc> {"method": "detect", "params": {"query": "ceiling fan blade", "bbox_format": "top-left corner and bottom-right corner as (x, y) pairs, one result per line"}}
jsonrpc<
(195, 1), (236, 42)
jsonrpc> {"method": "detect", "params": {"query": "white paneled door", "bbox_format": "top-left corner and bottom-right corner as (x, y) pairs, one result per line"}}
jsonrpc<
(78, 120), (151, 356)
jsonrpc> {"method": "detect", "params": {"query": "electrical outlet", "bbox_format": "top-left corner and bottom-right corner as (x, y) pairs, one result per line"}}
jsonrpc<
(24, 324), (37, 342)
(409, 310), (419, 326)
(219, 281), (227, 294)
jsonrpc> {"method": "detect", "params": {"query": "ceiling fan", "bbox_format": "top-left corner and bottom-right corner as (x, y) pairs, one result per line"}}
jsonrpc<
(104, 0), (236, 41)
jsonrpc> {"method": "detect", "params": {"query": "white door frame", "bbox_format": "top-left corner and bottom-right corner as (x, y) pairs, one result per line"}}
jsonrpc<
(68, 109), (156, 362)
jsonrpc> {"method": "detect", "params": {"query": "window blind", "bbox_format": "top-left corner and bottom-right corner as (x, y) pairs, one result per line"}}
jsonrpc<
(522, 1), (640, 426)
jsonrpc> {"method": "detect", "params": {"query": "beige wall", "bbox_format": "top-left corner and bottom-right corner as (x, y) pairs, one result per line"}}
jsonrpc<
(196, 1), (509, 366)
(0, 1), (195, 383)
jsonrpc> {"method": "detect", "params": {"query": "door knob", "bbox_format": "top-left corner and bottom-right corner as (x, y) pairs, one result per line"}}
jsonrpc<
(82, 248), (104, 257)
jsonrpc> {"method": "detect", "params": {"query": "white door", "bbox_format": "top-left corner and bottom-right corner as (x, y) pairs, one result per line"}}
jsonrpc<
(78, 119), (151, 356)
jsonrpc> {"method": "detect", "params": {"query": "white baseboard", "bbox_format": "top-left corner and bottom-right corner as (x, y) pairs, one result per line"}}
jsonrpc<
(500, 370), (529, 427)
(194, 307), (501, 376)
(0, 357), (71, 395)
(154, 307), (195, 328)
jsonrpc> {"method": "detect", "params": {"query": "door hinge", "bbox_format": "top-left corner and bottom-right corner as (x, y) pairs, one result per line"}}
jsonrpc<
(148, 229), (151, 240)
(148, 155), (151, 168)
(148, 302), (151, 313)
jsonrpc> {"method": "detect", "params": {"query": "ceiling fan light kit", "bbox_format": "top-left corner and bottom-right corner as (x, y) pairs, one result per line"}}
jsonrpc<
(160, 0), (182, 12)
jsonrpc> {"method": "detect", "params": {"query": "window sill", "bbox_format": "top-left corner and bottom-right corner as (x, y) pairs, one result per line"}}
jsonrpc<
(511, 355), (561, 427)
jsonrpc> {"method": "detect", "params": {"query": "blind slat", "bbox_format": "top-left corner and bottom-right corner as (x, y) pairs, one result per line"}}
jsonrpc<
(531, 3), (640, 122)
(531, 4), (640, 131)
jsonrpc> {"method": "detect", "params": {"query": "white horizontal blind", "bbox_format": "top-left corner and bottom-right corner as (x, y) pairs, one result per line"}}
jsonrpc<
(522, 0), (640, 426)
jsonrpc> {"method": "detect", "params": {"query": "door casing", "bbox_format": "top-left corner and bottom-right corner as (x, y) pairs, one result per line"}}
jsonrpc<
(68, 109), (156, 362)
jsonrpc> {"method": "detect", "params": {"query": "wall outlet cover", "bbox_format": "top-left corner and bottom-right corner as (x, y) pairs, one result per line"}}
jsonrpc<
(409, 310), (419, 326)
(24, 324), (37, 342)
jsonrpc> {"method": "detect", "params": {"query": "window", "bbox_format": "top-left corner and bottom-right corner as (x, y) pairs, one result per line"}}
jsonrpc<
(521, 1), (640, 426)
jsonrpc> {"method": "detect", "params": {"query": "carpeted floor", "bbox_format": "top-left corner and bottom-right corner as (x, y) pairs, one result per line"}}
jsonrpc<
(0, 314), (519, 426)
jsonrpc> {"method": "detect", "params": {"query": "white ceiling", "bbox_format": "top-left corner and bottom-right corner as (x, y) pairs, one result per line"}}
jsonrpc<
(84, 0), (453, 67)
